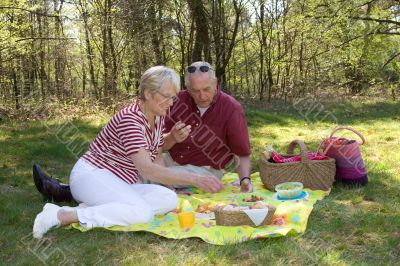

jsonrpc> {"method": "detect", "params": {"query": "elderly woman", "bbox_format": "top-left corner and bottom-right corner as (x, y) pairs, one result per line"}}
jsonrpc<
(33, 66), (223, 239)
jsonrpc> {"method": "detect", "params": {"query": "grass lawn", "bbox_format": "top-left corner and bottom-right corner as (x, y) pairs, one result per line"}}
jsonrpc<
(1, 97), (399, 265)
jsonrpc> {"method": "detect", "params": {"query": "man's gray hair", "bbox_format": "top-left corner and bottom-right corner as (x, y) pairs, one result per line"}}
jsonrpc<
(184, 61), (217, 88)
(139, 66), (180, 101)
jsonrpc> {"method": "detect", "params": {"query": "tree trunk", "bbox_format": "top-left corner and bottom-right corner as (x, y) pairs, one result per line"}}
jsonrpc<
(37, 13), (47, 100)
(107, 0), (117, 98)
(212, 0), (241, 92)
(12, 65), (20, 110)
(188, 0), (210, 61)
(0, 51), (3, 98)
(258, 0), (265, 100)
(149, 1), (163, 65)
(102, 8), (108, 99)
(187, 17), (195, 65)
(79, 0), (99, 99)
(53, 0), (65, 99)
(174, 0), (187, 87)
(240, 22), (250, 97)
(82, 56), (86, 96)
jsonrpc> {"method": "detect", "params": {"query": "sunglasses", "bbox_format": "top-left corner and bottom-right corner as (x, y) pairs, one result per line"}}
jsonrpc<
(187, 65), (213, 73)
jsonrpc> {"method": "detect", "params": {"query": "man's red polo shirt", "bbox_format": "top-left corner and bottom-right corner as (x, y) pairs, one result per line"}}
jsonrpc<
(164, 88), (251, 169)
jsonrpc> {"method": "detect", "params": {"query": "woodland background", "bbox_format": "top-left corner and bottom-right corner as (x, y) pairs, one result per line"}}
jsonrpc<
(1, 0), (400, 111)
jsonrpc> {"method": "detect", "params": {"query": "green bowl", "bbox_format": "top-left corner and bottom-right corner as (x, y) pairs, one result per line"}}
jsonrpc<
(275, 182), (304, 199)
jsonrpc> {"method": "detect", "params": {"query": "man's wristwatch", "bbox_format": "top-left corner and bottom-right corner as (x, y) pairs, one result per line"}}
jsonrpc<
(240, 176), (251, 185)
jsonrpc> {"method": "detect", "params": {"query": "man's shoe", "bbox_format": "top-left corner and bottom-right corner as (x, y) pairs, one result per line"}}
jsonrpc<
(42, 178), (73, 202)
(32, 164), (73, 202)
(33, 164), (51, 198)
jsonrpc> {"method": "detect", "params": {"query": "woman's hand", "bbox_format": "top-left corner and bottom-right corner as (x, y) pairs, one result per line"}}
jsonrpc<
(171, 121), (191, 143)
(192, 174), (224, 193)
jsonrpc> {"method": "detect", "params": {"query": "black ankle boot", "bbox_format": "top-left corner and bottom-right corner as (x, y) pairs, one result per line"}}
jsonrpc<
(32, 164), (73, 202)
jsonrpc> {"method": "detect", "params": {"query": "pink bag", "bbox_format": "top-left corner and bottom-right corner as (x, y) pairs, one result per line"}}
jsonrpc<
(318, 127), (368, 186)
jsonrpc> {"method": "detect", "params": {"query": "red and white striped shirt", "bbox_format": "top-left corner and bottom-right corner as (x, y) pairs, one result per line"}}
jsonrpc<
(82, 99), (164, 184)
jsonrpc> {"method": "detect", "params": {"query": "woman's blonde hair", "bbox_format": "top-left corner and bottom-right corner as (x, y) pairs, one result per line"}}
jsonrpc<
(139, 66), (180, 100)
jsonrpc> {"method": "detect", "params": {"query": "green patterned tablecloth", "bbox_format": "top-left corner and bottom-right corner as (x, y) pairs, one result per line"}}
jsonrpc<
(71, 172), (329, 245)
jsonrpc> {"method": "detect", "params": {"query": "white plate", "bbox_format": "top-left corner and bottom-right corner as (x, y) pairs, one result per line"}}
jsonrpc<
(272, 191), (309, 201)
(195, 212), (215, 220)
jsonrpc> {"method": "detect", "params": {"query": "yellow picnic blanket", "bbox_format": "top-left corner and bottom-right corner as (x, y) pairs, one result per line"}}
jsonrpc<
(70, 172), (329, 245)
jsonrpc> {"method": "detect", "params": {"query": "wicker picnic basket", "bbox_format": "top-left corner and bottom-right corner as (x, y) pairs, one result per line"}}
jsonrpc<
(215, 206), (276, 227)
(259, 140), (336, 191)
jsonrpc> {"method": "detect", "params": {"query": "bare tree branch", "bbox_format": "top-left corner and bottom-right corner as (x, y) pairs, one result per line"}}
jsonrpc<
(15, 37), (76, 42)
(306, 14), (400, 27)
(0, 5), (71, 19)
(383, 52), (400, 68)
(350, 16), (400, 26)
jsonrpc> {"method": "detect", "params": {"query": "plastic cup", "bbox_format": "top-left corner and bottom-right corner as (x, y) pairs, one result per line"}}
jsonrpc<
(178, 212), (195, 229)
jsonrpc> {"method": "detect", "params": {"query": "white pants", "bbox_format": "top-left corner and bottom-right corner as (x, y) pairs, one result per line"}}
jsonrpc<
(69, 158), (178, 228)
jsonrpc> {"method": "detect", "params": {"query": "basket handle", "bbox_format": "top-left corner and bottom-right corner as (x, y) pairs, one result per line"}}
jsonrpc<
(286, 139), (309, 162)
(329, 126), (365, 145)
(316, 126), (365, 155)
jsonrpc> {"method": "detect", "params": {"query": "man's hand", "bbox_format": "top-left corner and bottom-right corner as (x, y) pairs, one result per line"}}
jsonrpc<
(240, 178), (253, 193)
(193, 174), (224, 193)
(234, 155), (252, 192)
(171, 121), (191, 143)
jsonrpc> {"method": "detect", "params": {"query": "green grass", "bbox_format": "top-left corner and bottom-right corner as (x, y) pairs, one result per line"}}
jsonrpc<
(1, 97), (399, 265)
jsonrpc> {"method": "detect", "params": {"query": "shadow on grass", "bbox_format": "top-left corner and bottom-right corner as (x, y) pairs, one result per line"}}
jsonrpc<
(0, 119), (101, 185)
(245, 98), (400, 131)
(245, 110), (293, 127)
(327, 100), (400, 124)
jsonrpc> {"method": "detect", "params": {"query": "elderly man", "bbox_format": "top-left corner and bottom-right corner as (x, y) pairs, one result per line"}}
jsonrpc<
(163, 61), (253, 193)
